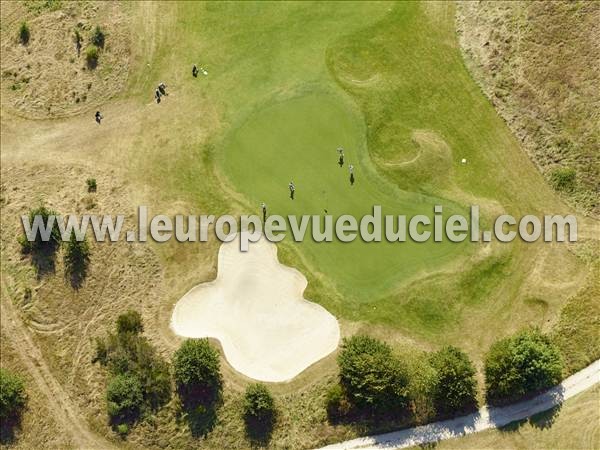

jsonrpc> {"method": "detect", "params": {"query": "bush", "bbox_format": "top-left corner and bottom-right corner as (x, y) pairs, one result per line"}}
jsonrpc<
(243, 383), (276, 443)
(64, 231), (90, 288)
(116, 310), (143, 335)
(429, 346), (477, 416)
(485, 328), (563, 405)
(19, 205), (60, 253)
(337, 335), (409, 414)
(86, 178), (97, 192)
(325, 384), (351, 421)
(19, 22), (30, 44)
(173, 339), (222, 404)
(86, 45), (99, 68)
(0, 369), (27, 422)
(107, 374), (143, 424)
(549, 167), (577, 192)
(91, 26), (105, 48)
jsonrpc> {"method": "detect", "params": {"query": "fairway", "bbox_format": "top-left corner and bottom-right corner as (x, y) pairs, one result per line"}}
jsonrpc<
(223, 93), (468, 299)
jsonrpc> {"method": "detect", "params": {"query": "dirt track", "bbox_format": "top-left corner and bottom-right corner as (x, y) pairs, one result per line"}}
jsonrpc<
(1, 275), (115, 450)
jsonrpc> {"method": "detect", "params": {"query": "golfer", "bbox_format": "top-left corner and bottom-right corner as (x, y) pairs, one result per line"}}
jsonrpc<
(192, 64), (199, 77)
(155, 88), (161, 103)
(261, 202), (267, 222)
(349, 164), (355, 185)
(289, 181), (295, 200)
(158, 82), (167, 96)
(95, 111), (103, 124)
(337, 147), (344, 167)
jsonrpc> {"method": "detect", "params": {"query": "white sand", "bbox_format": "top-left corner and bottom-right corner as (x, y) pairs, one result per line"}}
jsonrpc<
(170, 232), (340, 382)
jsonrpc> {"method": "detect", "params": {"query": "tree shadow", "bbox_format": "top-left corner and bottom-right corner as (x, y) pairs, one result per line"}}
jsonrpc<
(66, 260), (88, 289)
(177, 391), (221, 438)
(0, 416), (21, 445)
(245, 411), (276, 447)
(28, 244), (58, 278)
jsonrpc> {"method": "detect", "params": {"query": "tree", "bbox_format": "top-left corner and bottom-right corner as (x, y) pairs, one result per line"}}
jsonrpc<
(485, 328), (563, 405)
(106, 374), (143, 425)
(173, 339), (222, 403)
(337, 335), (409, 414)
(64, 230), (90, 288)
(0, 369), (27, 421)
(116, 310), (143, 335)
(243, 383), (276, 443)
(429, 346), (477, 416)
(19, 205), (60, 253)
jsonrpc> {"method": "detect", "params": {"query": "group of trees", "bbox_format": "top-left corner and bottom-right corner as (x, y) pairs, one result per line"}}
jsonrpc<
(94, 311), (170, 435)
(95, 311), (277, 442)
(328, 328), (563, 423)
(328, 335), (478, 422)
(18, 205), (90, 288)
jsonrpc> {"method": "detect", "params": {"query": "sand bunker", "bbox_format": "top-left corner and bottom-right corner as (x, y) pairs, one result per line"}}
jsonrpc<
(171, 233), (340, 382)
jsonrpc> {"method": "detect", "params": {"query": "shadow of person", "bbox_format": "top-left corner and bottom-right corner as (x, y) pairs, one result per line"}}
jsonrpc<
(350, 173), (355, 185)
(339, 156), (344, 167)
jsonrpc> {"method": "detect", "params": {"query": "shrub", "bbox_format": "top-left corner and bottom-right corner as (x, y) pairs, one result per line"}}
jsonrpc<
(106, 374), (143, 424)
(429, 346), (477, 416)
(485, 328), (563, 405)
(86, 178), (97, 192)
(19, 205), (60, 252)
(94, 312), (170, 429)
(64, 231), (90, 287)
(173, 339), (222, 404)
(337, 335), (409, 414)
(86, 45), (99, 68)
(243, 383), (276, 443)
(116, 310), (143, 335)
(0, 369), (27, 422)
(91, 26), (105, 48)
(325, 384), (351, 421)
(549, 167), (576, 192)
(19, 22), (30, 44)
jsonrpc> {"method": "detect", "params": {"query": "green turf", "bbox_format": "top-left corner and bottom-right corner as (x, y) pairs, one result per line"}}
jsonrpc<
(130, 1), (580, 339)
(223, 92), (468, 298)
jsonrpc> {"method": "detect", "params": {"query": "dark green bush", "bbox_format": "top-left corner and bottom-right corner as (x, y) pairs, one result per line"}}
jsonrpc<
(106, 374), (143, 424)
(86, 178), (97, 192)
(485, 328), (563, 405)
(243, 383), (276, 443)
(173, 339), (222, 404)
(91, 26), (105, 48)
(0, 369), (27, 422)
(19, 22), (30, 44)
(549, 167), (576, 192)
(19, 205), (60, 253)
(116, 310), (143, 335)
(337, 335), (409, 414)
(429, 346), (477, 416)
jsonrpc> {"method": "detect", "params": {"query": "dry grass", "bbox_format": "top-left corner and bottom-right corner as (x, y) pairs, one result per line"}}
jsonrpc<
(456, 1), (600, 216)
(426, 385), (599, 450)
(0, 1), (131, 118)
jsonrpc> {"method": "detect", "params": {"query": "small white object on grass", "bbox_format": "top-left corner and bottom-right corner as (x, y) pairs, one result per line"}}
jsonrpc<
(203, 70), (208, 75)
(461, 158), (467, 164)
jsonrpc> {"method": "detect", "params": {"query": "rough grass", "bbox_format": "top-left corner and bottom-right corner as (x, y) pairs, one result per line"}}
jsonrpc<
(457, 1), (600, 216)
(427, 385), (599, 450)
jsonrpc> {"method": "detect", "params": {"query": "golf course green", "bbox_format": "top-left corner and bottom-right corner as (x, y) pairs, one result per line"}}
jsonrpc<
(223, 93), (469, 299)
